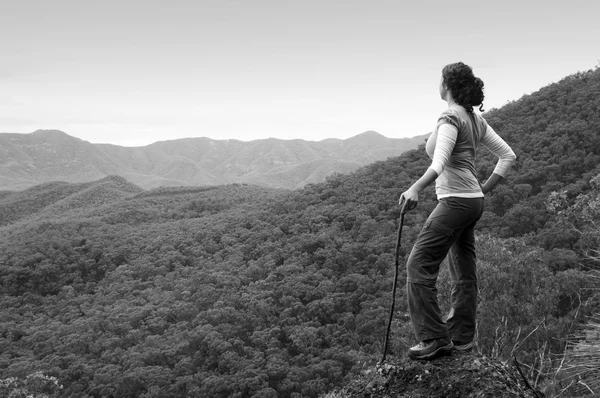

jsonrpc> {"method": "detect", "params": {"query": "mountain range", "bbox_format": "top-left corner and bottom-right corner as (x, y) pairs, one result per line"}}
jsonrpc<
(0, 130), (427, 191)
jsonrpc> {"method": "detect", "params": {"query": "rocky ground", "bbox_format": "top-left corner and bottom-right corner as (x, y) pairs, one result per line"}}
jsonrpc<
(326, 351), (546, 398)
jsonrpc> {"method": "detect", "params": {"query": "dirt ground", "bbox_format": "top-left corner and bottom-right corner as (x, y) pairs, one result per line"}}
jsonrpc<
(331, 351), (545, 398)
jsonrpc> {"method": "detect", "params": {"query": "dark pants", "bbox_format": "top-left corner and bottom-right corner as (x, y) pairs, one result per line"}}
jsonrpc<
(406, 197), (484, 342)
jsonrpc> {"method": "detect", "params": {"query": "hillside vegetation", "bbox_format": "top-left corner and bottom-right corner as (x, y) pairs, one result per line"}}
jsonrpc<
(1, 68), (599, 397)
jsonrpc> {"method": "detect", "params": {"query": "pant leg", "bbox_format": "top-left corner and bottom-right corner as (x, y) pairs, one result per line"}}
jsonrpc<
(406, 201), (460, 341)
(446, 198), (484, 343)
(406, 197), (483, 342)
(446, 221), (478, 342)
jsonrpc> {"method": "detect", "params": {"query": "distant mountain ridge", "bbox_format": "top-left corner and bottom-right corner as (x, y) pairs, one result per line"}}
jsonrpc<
(0, 130), (427, 190)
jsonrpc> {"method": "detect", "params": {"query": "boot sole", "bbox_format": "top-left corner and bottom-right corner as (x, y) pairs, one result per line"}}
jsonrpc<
(453, 341), (474, 352)
(408, 343), (454, 360)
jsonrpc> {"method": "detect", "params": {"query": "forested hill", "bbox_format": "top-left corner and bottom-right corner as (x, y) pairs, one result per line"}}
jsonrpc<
(473, 68), (600, 243)
(1, 68), (599, 398)
(0, 176), (144, 227)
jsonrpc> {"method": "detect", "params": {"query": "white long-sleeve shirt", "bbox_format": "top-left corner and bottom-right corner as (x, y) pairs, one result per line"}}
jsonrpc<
(426, 105), (516, 199)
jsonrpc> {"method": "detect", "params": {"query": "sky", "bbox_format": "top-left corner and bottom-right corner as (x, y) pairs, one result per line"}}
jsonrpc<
(1, 0), (599, 147)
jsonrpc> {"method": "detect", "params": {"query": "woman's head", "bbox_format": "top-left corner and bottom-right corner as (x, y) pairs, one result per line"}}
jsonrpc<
(440, 62), (485, 112)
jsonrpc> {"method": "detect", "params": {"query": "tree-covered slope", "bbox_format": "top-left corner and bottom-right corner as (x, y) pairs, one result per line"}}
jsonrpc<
(0, 68), (599, 398)
(0, 176), (143, 227)
(475, 68), (600, 239)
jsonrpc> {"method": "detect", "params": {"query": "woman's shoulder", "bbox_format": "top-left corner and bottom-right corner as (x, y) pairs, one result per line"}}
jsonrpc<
(440, 104), (460, 116)
(437, 105), (462, 127)
(472, 112), (489, 130)
(447, 105), (488, 124)
(437, 106), (489, 135)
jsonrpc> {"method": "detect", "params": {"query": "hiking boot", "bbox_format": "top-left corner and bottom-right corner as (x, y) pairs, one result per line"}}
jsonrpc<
(452, 341), (474, 352)
(408, 338), (453, 360)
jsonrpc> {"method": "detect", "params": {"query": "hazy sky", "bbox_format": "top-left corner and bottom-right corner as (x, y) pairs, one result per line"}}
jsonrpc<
(1, 0), (598, 146)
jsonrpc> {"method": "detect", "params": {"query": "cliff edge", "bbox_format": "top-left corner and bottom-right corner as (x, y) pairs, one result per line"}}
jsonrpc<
(325, 351), (545, 398)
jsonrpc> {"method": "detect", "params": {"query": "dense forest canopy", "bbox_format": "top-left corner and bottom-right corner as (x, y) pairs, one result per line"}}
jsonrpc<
(1, 68), (599, 397)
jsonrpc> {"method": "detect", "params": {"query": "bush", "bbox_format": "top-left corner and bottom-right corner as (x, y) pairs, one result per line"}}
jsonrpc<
(0, 372), (63, 398)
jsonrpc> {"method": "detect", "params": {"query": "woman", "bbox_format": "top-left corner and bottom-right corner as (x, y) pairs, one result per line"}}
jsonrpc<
(399, 62), (516, 360)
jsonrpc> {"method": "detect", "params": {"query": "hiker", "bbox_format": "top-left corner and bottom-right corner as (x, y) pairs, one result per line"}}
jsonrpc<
(399, 62), (516, 360)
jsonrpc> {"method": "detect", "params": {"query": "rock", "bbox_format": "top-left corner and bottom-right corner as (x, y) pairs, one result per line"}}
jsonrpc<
(327, 351), (545, 398)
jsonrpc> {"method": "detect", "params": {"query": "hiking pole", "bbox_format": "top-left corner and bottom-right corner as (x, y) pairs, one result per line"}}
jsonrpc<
(380, 198), (407, 363)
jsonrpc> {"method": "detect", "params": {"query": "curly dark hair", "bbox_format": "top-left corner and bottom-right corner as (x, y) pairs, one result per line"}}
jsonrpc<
(442, 62), (485, 113)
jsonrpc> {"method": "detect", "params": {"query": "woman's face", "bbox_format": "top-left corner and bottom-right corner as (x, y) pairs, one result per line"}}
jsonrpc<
(439, 75), (448, 100)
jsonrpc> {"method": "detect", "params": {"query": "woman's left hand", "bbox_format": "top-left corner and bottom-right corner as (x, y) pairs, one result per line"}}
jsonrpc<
(399, 189), (419, 212)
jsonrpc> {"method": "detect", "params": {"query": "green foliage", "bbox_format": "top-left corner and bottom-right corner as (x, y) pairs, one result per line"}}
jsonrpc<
(556, 310), (600, 397)
(0, 372), (63, 398)
(540, 175), (600, 396)
(477, 69), (600, 239)
(547, 173), (600, 268)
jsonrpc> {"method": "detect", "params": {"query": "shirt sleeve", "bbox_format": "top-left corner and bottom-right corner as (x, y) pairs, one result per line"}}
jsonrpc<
(437, 108), (460, 130)
(481, 125), (517, 177)
(428, 123), (458, 176)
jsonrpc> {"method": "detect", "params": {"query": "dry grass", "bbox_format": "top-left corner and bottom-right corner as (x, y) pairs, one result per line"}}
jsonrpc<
(554, 269), (600, 397)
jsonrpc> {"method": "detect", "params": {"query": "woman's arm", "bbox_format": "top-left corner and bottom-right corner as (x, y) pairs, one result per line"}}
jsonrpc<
(400, 168), (439, 211)
(481, 125), (517, 193)
(481, 173), (504, 194)
(399, 124), (457, 210)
